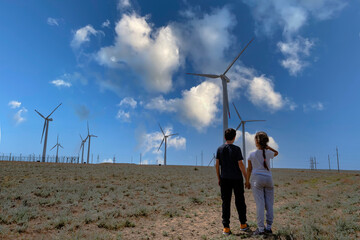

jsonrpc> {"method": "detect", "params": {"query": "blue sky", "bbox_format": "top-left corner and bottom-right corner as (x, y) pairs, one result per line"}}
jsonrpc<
(1, 0), (359, 170)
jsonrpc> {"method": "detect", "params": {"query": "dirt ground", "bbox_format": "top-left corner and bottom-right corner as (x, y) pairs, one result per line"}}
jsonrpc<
(0, 162), (359, 239)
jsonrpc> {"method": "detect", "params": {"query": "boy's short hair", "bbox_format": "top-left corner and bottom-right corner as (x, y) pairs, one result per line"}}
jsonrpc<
(224, 128), (236, 141)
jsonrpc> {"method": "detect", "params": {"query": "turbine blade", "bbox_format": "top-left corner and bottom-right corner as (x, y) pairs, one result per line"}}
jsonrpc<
(232, 102), (243, 121)
(168, 133), (178, 137)
(87, 121), (89, 135)
(244, 120), (266, 122)
(40, 120), (46, 143)
(91, 135), (98, 138)
(47, 103), (62, 118)
(59, 144), (64, 149)
(57, 134), (59, 143)
(186, 73), (220, 78)
(158, 123), (165, 136)
(236, 122), (242, 131)
(35, 110), (46, 119)
(223, 38), (254, 75)
(79, 134), (83, 141)
(158, 138), (164, 151)
(50, 145), (56, 151)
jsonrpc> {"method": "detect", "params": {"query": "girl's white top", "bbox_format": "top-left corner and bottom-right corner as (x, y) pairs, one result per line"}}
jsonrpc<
(248, 149), (275, 176)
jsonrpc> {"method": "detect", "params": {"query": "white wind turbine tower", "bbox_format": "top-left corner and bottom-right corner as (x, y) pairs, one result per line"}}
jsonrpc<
(35, 103), (62, 162)
(86, 121), (97, 164)
(50, 134), (63, 163)
(233, 102), (265, 168)
(79, 134), (87, 164)
(157, 124), (178, 166)
(187, 38), (254, 143)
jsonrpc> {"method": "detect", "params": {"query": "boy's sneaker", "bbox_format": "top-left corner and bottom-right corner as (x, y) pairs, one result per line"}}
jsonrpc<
(252, 228), (265, 236)
(223, 227), (232, 236)
(264, 228), (273, 234)
(240, 223), (249, 231)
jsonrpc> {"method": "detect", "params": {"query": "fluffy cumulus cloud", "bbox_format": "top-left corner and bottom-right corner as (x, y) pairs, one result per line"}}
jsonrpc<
(14, 108), (28, 125)
(277, 37), (314, 76)
(303, 101), (324, 112)
(47, 17), (59, 26)
(235, 130), (279, 160)
(145, 81), (221, 130)
(50, 79), (72, 88)
(247, 75), (295, 111)
(117, 0), (131, 10)
(242, 0), (346, 75)
(8, 100), (21, 109)
(96, 13), (181, 93)
(118, 97), (137, 109)
(71, 25), (101, 48)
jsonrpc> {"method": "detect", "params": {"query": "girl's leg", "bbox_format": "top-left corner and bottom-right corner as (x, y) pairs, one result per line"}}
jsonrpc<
(251, 175), (265, 231)
(264, 178), (274, 229)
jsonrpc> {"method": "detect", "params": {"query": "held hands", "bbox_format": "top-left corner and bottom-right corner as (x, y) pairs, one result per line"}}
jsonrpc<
(245, 181), (251, 189)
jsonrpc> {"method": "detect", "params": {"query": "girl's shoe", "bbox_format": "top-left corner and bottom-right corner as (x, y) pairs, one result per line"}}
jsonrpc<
(264, 228), (272, 234)
(240, 223), (249, 231)
(223, 227), (232, 236)
(252, 228), (265, 235)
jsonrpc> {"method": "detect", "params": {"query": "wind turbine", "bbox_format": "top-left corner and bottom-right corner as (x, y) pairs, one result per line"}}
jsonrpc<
(50, 134), (63, 163)
(233, 102), (265, 168)
(208, 153), (216, 166)
(35, 103), (62, 162)
(187, 38), (254, 143)
(157, 123), (178, 166)
(86, 121), (97, 164)
(79, 134), (87, 164)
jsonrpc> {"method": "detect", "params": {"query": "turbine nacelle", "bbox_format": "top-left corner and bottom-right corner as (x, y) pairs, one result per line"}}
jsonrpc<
(220, 75), (230, 83)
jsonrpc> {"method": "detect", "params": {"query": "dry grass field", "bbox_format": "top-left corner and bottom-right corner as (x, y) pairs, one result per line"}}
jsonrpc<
(0, 162), (359, 240)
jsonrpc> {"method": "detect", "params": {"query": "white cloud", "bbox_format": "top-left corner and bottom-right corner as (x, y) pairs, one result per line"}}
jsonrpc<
(277, 37), (314, 76)
(116, 110), (131, 122)
(14, 107), (27, 125)
(71, 25), (100, 49)
(303, 102), (324, 112)
(101, 158), (113, 163)
(242, 0), (346, 74)
(50, 79), (72, 88)
(102, 19), (110, 28)
(235, 130), (279, 160)
(96, 13), (181, 93)
(118, 0), (131, 9)
(145, 81), (221, 131)
(8, 101), (21, 109)
(47, 17), (59, 26)
(118, 97), (137, 109)
(247, 75), (295, 111)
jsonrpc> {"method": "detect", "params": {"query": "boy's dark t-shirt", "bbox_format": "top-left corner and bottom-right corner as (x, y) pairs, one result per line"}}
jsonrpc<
(216, 144), (244, 180)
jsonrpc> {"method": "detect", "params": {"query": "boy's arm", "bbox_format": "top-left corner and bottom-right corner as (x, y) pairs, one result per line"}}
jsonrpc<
(215, 159), (221, 186)
(245, 160), (252, 189)
(238, 160), (247, 181)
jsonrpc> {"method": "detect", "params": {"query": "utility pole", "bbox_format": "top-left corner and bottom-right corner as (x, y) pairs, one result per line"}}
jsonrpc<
(328, 154), (331, 170)
(314, 156), (317, 170)
(336, 147), (340, 173)
(201, 151), (203, 166)
(196, 156), (197, 166)
(140, 153), (142, 165)
(113, 155), (115, 164)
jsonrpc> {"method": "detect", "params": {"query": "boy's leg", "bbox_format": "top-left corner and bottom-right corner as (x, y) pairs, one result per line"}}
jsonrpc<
(220, 178), (232, 228)
(233, 179), (247, 224)
(264, 180), (274, 229)
(251, 175), (266, 231)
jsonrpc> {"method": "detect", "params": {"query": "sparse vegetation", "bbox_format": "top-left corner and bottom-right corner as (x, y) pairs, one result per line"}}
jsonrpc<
(0, 162), (359, 239)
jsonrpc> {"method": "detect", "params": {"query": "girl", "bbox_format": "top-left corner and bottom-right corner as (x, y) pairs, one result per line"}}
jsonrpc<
(245, 131), (278, 235)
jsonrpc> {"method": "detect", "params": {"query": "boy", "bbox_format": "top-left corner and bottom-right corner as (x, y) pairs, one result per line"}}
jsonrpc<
(216, 128), (249, 235)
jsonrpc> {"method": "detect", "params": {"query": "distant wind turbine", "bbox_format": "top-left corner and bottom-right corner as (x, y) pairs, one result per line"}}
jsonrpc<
(233, 102), (265, 168)
(157, 123), (178, 166)
(208, 153), (216, 166)
(50, 134), (63, 163)
(187, 38), (254, 143)
(86, 121), (97, 164)
(35, 103), (62, 162)
(79, 134), (87, 164)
